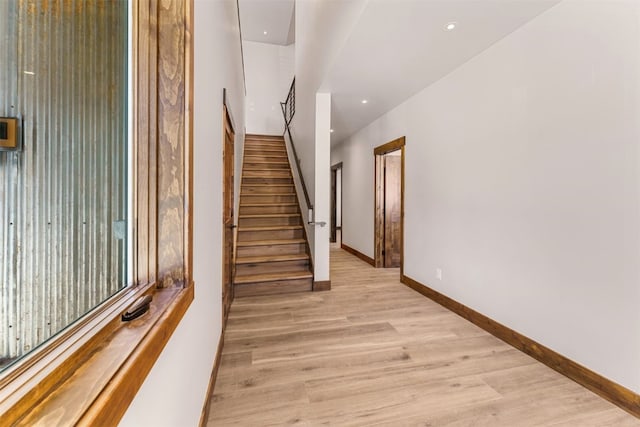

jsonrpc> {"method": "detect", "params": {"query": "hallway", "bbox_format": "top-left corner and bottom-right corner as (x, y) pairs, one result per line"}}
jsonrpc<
(205, 247), (639, 426)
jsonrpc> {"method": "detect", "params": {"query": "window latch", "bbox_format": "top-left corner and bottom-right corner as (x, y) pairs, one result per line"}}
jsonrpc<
(122, 295), (152, 322)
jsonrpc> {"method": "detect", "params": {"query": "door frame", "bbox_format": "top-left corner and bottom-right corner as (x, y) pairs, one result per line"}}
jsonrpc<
(222, 89), (236, 329)
(374, 137), (405, 274)
(330, 162), (343, 243)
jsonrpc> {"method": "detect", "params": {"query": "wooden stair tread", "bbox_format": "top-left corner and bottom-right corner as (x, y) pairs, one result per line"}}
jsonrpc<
(236, 238), (305, 247)
(244, 170), (290, 172)
(244, 172), (291, 175)
(239, 225), (302, 231)
(244, 168), (290, 172)
(239, 214), (300, 218)
(245, 145), (285, 148)
(244, 151), (286, 154)
(234, 270), (313, 284)
(243, 158), (287, 161)
(241, 192), (296, 196)
(242, 184), (293, 187)
(236, 254), (309, 264)
(240, 203), (298, 207)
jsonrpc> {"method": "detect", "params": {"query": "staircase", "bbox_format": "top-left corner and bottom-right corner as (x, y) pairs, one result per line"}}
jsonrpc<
(234, 134), (313, 297)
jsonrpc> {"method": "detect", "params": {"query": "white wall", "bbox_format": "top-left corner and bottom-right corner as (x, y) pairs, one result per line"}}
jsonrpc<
(244, 41), (294, 135)
(292, 0), (367, 264)
(332, 0), (640, 393)
(314, 93), (331, 281)
(120, 0), (245, 425)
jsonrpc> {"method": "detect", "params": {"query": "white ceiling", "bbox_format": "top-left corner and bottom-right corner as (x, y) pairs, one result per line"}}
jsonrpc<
(324, 0), (561, 146)
(239, 0), (295, 46)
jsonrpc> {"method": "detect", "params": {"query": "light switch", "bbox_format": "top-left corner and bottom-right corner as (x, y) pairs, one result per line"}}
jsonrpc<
(0, 117), (20, 151)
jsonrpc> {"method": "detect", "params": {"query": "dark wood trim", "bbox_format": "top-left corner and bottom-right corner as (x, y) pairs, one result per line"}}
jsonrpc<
(313, 280), (331, 292)
(222, 88), (238, 136)
(330, 162), (343, 244)
(222, 102), (235, 325)
(400, 146), (405, 277)
(400, 274), (640, 419)
(7, 285), (194, 425)
(80, 286), (194, 425)
(199, 331), (225, 427)
(341, 243), (375, 266)
(374, 155), (383, 268)
(374, 136), (405, 156)
(184, 0), (194, 286)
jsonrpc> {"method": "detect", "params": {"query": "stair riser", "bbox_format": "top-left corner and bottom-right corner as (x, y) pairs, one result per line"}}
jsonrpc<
(236, 242), (306, 257)
(244, 147), (287, 159)
(234, 278), (313, 298)
(245, 136), (284, 141)
(241, 185), (295, 194)
(243, 171), (292, 177)
(239, 216), (302, 227)
(238, 228), (304, 241)
(240, 194), (297, 204)
(243, 177), (293, 185)
(240, 205), (299, 214)
(244, 162), (290, 170)
(244, 143), (285, 149)
(235, 259), (310, 275)
(244, 154), (288, 161)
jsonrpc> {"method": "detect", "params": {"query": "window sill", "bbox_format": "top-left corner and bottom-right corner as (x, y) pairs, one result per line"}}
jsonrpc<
(1, 283), (194, 426)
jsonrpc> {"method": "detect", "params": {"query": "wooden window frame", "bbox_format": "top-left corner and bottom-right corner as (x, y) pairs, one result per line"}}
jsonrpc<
(0, 0), (194, 424)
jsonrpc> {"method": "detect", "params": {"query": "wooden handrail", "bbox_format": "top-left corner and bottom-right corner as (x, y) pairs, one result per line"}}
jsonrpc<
(280, 78), (313, 212)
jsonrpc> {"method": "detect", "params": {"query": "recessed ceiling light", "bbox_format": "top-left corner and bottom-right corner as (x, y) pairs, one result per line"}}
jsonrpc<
(330, 129), (334, 133)
(361, 99), (368, 104)
(23, 71), (35, 75)
(263, 31), (268, 35)
(445, 22), (457, 31)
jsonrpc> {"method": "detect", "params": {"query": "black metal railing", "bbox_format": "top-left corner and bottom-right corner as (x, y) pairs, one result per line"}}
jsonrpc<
(282, 78), (296, 126)
(280, 78), (313, 213)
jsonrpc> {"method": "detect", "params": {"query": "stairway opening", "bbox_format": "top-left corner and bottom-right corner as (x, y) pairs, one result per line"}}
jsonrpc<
(234, 134), (314, 297)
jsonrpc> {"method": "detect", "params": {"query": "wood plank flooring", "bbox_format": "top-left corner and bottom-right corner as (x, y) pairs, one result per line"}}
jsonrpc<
(205, 243), (640, 426)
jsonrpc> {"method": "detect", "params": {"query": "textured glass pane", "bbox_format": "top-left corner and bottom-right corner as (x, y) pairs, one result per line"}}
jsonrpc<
(0, 0), (129, 371)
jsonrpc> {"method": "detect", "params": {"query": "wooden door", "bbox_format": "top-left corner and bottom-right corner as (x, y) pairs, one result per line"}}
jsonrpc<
(374, 136), (405, 270)
(222, 105), (235, 325)
(383, 155), (402, 268)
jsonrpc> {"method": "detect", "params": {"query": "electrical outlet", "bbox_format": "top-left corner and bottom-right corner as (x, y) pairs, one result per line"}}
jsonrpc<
(436, 268), (443, 281)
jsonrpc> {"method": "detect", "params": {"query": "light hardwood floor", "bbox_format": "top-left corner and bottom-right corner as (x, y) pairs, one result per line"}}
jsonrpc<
(205, 244), (640, 426)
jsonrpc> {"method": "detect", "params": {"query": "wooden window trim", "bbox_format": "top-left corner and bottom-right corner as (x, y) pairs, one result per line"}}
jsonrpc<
(0, 0), (194, 424)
